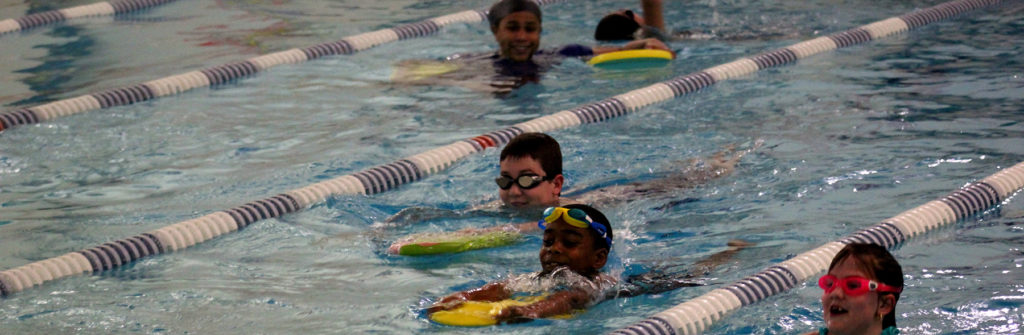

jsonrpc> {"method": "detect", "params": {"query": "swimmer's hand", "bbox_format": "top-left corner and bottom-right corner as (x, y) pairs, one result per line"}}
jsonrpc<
(622, 38), (673, 57)
(496, 290), (587, 323)
(495, 305), (539, 323)
(429, 281), (510, 314)
(427, 292), (469, 314)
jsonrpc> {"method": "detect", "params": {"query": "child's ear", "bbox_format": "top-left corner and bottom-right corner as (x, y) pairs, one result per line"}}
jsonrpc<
(552, 174), (564, 195)
(878, 294), (896, 316)
(592, 247), (608, 269)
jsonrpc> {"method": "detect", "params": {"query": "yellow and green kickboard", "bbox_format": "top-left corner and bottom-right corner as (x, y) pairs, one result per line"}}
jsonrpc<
(430, 295), (574, 326)
(389, 230), (523, 256)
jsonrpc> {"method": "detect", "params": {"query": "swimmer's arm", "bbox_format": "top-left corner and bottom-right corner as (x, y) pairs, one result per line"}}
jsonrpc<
(641, 0), (665, 32)
(687, 240), (755, 277)
(485, 221), (539, 234)
(430, 220), (539, 237)
(496, 289), (590, 321)
(592, 38), (673, 56)
(429, 282), (511, 313)
(383, 206), (463, 226)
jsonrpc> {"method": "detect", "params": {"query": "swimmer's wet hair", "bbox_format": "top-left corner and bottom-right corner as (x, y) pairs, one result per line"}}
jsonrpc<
(501, 132), (562, 179)
(487, 0), (542, 32)
(563, 203), (613, 250)
(595, 12), (640, 41)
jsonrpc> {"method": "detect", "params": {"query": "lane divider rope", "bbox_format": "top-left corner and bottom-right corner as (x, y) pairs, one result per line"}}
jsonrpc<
(610, 162), (1023, 335)
(0, 0), (1007, 300)
(0, 0), (569, 132)
(0, 0), (179, 36)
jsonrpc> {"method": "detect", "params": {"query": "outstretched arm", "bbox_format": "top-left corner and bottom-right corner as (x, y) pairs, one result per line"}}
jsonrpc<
(495, 289), (591, 322)
(641, 0), (665, 32)
(618, 240), (755, 297)
(382, 206), (464, 226)
(687, 239), (754, 277)
(429, 281), (511, 313)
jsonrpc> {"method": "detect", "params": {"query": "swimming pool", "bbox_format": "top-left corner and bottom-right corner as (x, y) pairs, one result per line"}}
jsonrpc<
(1, 0), (1022, 333)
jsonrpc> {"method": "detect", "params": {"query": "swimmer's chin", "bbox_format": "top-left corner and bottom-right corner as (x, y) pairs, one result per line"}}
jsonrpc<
(540, 263), (567, 276)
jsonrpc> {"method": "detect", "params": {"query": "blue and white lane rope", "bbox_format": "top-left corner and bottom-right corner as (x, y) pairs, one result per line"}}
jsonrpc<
(0, 0), (1008, 297)
(0, 0), (569, 132)
(609, 163), (1024, 335)
(0, 0), (179, 35)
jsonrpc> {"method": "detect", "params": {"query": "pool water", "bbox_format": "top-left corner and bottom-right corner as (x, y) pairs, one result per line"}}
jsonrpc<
(1, 0), (1023, 333)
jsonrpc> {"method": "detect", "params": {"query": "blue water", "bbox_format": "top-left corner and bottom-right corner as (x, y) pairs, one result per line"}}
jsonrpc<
(1, 0), (1023, 333)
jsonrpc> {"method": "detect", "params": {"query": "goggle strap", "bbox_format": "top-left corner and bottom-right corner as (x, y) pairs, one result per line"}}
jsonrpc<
(540, 207), (613, 247)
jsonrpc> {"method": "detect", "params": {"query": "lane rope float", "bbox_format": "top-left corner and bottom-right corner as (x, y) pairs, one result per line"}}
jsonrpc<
(0, 0), (179, 36)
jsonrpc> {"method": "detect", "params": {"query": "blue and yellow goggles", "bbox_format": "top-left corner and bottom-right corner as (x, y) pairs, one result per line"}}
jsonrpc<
(537, 207), (612, 247)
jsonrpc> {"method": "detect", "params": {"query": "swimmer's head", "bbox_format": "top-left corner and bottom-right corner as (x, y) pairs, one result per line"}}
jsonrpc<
(595, 9), (642, 41)
(487, 0), (542, 32)
(498, 133), (563, 208)
(488, 0), (543, 62)
(538, 204), (613, 277)
(823, 243), (904, 332)
(500, 133), (562, 178)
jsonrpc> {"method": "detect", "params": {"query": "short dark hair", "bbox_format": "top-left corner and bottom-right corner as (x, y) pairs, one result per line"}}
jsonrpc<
(829, 243), (904, 329)
(487, 0), (542, 32)
(595, 13), (640, 41)
(500, 132), (562, 178)
(563, 203), (613, 250)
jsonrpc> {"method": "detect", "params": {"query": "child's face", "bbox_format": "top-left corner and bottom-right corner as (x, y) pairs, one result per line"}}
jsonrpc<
(538, 217), (608, 277)
(498, 156), (562, 208)
(821, 256), (891, 335)
(492, 11), (541, 62)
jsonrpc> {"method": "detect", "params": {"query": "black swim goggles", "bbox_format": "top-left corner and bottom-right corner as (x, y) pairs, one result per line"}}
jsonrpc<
(495, 175), (552, 190)
(537, 207), (612, 247)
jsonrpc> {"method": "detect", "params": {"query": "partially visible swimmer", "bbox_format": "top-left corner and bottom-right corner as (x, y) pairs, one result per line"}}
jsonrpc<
(594, 0), (808, 43)
(391, 0), (671, 95)
(381, 132), (566, 228)
(427, 204), (752, 324)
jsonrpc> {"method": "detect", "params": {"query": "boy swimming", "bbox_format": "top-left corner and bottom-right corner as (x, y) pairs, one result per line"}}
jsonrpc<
(383, 133), (758, 255)
(427, 204), (750, 324)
